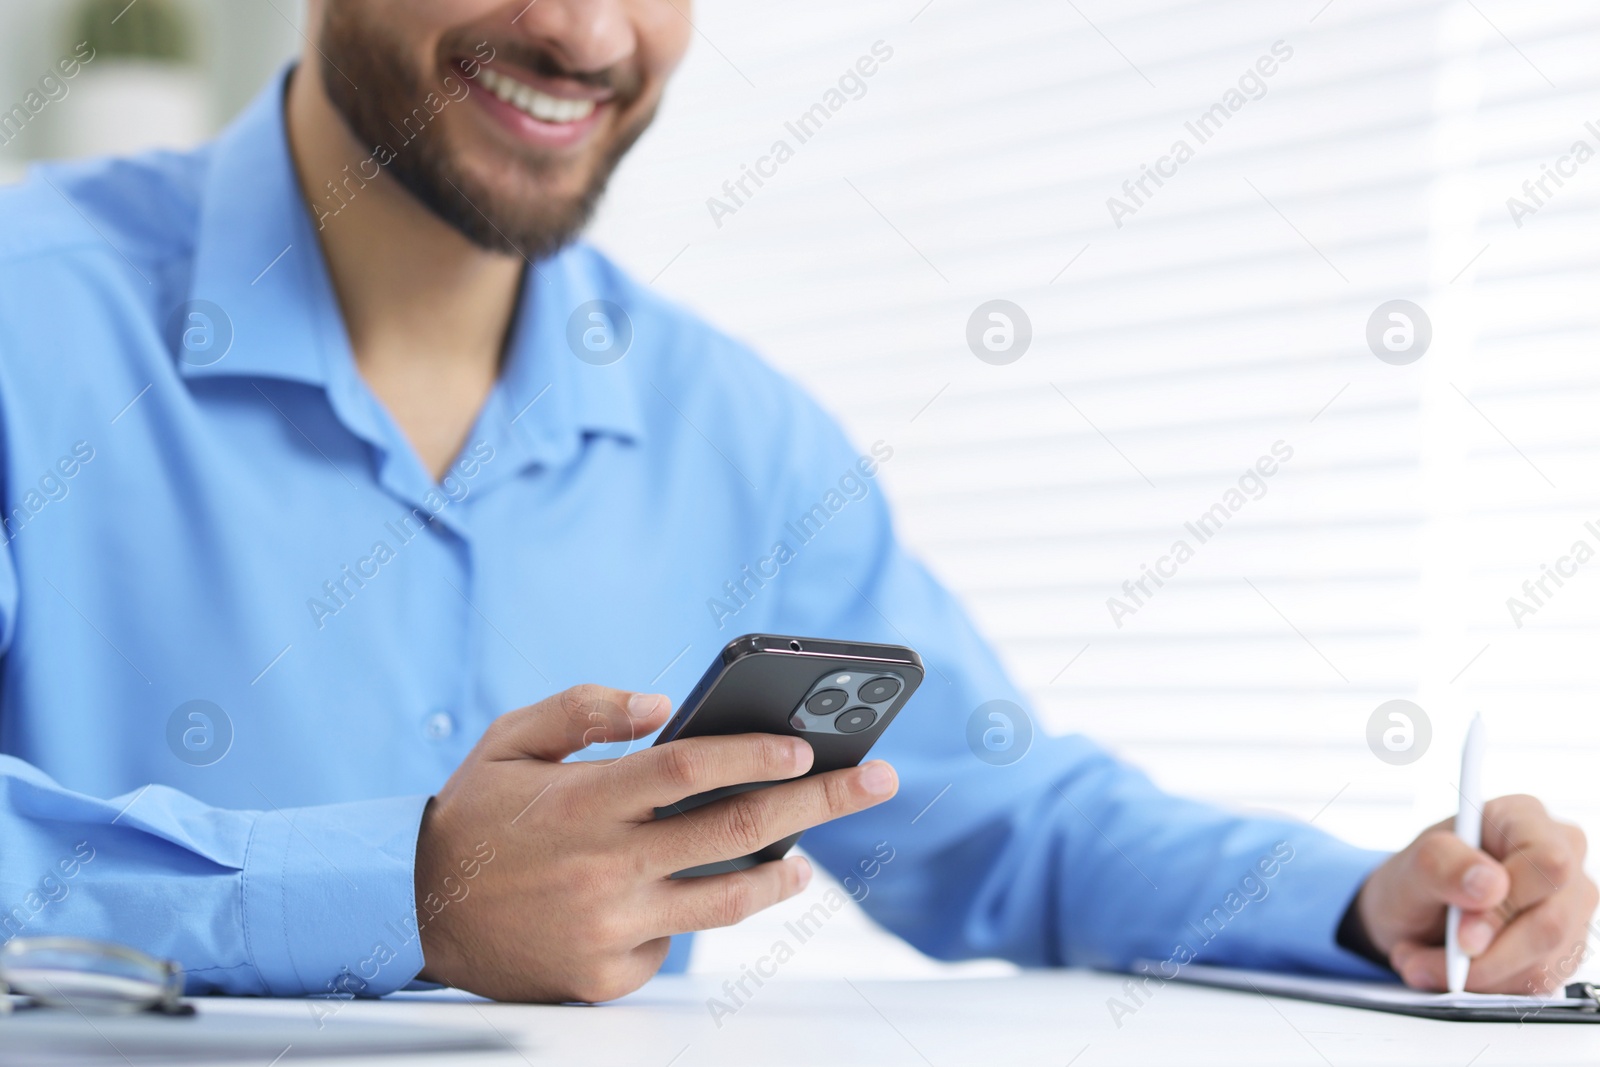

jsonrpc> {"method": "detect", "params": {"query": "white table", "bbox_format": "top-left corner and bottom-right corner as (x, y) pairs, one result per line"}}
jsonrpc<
(40, 972), (1600, 1067)
(12, 971), (1600, 1066)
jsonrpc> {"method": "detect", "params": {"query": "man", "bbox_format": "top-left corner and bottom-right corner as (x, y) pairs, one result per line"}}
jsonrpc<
(0, 0), (1591, 1005)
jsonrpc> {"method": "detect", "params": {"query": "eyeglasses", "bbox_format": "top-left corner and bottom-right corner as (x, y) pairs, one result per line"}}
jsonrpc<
(0, 937), (192, 1016)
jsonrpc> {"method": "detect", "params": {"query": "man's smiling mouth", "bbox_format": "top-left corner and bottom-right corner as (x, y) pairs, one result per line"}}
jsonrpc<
(477, 67), (597, 124)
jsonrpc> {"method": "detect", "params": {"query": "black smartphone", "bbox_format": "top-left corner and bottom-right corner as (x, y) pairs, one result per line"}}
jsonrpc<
(652, 634), (923, 878)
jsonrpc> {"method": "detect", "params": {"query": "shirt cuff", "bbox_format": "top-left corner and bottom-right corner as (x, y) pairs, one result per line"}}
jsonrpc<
(1335, 886), (1398, 972)
(241, 794), (430, 996)
(1268, 836), (1395, 980)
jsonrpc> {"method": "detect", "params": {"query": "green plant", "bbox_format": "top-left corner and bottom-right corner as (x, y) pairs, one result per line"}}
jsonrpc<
(71, 0), (193, 63)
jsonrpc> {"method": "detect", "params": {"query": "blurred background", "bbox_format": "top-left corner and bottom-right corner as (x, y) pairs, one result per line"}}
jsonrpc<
(4, 0), (1599, 980)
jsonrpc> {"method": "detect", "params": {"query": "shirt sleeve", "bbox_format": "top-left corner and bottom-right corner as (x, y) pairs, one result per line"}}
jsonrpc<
(767, 397), (1394, 981)
(0, 534), (429, 996)
(0, 755), (431, 996)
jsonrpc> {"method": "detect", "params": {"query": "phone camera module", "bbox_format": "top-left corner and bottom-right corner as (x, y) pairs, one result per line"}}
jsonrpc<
(858, 677), (901, 703)
(835, 707), (877, 734)
(805, 689), (849, 716)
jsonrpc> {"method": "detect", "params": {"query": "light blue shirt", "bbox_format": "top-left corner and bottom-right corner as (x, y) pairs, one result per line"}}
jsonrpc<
(0, 74), (1390, 997)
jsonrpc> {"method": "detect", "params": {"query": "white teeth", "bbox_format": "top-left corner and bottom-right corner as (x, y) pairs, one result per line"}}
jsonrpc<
(478, 68), (596, 124)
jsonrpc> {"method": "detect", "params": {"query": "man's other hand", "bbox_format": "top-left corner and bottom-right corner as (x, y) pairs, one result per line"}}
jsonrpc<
(412, 685), (898, 1003)
(1355, 795), (1596, 993)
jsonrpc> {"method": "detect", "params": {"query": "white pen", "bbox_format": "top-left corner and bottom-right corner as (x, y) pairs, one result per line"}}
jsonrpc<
(1445, 713), (1486, 994)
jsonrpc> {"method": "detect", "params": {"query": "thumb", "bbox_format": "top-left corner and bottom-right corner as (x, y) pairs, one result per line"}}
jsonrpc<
(1406, 830), (1510, 912)
(486, 685), (671, 762)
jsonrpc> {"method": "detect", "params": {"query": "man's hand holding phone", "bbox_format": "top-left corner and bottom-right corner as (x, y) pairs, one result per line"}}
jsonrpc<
(412, 684), (899, 1003)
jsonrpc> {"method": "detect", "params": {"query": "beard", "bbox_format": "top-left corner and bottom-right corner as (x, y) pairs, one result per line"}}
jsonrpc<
(316, 9), (654, 260)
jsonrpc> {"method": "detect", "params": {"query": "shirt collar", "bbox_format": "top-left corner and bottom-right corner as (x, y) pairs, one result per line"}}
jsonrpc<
(182, 69), (333, 389)
(491, 249), (648, 463)
(181, 65), (646, 459)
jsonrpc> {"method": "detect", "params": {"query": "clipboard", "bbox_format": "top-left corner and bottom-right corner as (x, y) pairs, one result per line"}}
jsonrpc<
(1140, 962), (1600, 1023)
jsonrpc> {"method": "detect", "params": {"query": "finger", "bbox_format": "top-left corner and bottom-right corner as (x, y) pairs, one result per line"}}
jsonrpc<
(1453, 908), (1500, 959)
(1406, 829), (1511, 913)
(1465, 881), (1598, 993)
(1389, 904), (1509, 984)
(612, 732), (815, 815)
(1480, 796), (1583, 914)
(1389, 938), (1447, 991)
(654, 855), (814, 937)
(1391, 888), (1597, 994)
(647, 760), (897, 874)
(484, 685), (671, 762)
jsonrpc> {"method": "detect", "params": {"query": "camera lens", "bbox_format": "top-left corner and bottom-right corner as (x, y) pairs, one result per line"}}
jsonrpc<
(835, 707), (877, 734)
(858, 677), (901, 703)
(805, 689), (849, 716)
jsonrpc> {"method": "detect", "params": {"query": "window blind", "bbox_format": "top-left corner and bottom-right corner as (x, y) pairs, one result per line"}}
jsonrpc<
(589, 0), (1600, 973)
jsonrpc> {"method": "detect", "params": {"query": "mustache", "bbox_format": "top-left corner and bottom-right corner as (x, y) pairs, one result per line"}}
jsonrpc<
(455, 37), (643, 100)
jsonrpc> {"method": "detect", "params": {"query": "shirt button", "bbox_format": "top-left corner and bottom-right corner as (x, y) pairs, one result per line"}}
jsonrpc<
(423, 711), (456, 741)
